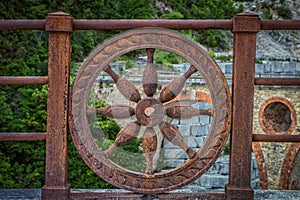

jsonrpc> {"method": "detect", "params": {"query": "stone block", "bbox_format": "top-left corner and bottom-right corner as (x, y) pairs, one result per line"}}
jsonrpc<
(217, 63), (226, 74)
(251, 178), (260, 189)
(255, 63), (264, 74)
(282, 61), (291, 73)
(273, 62), (283, 73)
(195, 136), (205, 147)
(225, 64), (232, 74)
(191, 125), (210, 137)
(193, 102), (212, 110)
(184, 136), (197, 148)
(176, 125), (191, 136)
(163, 139), (176, 149)
(193, 174), (228, 189)
(164, 149), (188, 159)
(171, 119), (180, 125)
(252, 156), (258, 169)
(296, 62), (300, 72)
(166, 159), (185, 168)
(263, 61), (272, 73)
(180, 116), (200, 125)
(200, 115), (211, 125)
(206, 157), (229, 175)
(289, 62), (296, 73)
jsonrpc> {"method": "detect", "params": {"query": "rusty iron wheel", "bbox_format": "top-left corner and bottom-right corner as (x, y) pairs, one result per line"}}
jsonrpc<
(69, 28), (231, 194)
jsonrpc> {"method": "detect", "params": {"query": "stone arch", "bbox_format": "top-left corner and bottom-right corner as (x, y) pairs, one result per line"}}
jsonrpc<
(252, 142), (268, 189)
(254, 96), (299, 189)
(279, 143), (300, 189)
(258, 97), (296, 135)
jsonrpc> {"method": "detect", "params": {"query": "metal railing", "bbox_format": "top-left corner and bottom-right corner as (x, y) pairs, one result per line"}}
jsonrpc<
(0, 12), (299, 200)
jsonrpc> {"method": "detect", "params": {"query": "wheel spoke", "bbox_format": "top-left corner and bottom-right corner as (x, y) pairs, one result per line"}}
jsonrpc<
(143, 48), (158, 97)
(104, 121), (140, 157)
(142, 127), (157, 174)
(159, 65), (197, 103)
(159, 121), (196, 159)
(105, 65), (141, 103)
(166, 105), (212, 119)
(87, 104), (135, 119)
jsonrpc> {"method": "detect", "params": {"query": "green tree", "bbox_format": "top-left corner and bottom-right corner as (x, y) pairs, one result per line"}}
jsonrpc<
(160, 0), (243, 49)
(0, 0), (157, 189)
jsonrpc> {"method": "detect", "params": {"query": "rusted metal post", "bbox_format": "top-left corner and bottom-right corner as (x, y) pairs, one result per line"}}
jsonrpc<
(226, 13), (260, 200)
(42, 12), (73, 200)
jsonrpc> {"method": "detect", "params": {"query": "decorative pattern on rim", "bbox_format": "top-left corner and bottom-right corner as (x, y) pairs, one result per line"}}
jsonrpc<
(69, 28), (231, 194)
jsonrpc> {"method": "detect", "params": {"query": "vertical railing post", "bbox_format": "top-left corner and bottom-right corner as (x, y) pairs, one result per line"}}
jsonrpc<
(226, 13), (260, 200)
(42, 12), (73, 200)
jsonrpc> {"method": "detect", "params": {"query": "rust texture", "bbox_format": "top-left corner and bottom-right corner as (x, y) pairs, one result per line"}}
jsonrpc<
(2, 18), (300, 31)
(41, 12), (73, 200)
(255, 78), (300, 85)
(69, 28), (231, 194)
(70, 191), (226, 200)
(1, 12), (300, 200)
(258, 97), (296, 135)
(252, 142), (269, 189)
(0, 76), (48, 84)
(252, 134), (300, 142)
(279, 143), (300, 189)
(0, 132), (46, 141)
(226, 13), (260, 200)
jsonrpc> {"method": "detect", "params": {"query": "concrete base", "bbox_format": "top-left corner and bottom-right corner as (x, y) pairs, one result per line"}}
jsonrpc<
(0, 189), (300, 200)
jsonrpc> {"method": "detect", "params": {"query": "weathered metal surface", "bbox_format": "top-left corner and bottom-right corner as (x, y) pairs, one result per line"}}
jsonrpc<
(165, 105), (212, 119)
(69, 28), (231, 194)
(1, 11), (300, 200)
(105, 66), (141, 103)
(73, 19), (233, 30)
(104, 121), (140, 157)
(255, 78), (300, 85)
(261, 20), (300, 30)
(70, 190), (226, 200)
(0, 132), (46, 141)
(159, 121), (196, 159)
(2, 18), (300, 31)
(0, 20), (45, 30)
(0, 76), (48, 84)
(226, 13), (260, 200)
(87, 104), (135, 119)
(159, 65), (197, 103)
(252, 134), (300, 142)
(259, 97), (296, 135)
(142, 48), (157, 97)
(42, 12), (73, 200)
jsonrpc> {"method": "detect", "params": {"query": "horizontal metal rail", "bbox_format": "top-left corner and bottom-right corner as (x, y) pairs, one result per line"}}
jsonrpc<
(1, 19), (300, 31)
(252, 134), (300, 143)
(261, 20), (300, 30)
(0, 132), (46, 141)
(255, 78), (300, 86)
(70, 191), (226, 200)
(0, 76), (48, 84)
(73, 19), (233, 30)
(0, 20), (45, 30)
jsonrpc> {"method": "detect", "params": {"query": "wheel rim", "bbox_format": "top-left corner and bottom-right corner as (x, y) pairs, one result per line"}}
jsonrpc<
(69, 28), (231, 194)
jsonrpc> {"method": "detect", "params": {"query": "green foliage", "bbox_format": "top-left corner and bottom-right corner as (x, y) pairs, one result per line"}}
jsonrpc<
(162, 11), (184, 19)
(277, 5), (293, 19)
(67, 135), (115, 189)
(160, 0), (243, 49)
(154, 50), (187, 68)
(0, 141), (46, 188)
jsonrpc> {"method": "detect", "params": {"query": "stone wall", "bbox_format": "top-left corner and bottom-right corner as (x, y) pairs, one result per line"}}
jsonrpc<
(94, 61), (300, 190)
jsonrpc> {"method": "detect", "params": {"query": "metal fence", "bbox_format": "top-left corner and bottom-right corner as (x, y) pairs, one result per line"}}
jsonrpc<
(0, 12), (300, 200)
